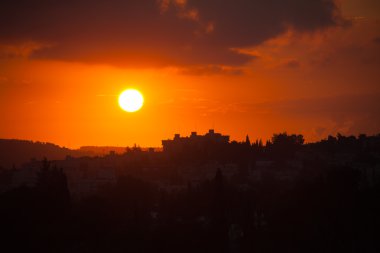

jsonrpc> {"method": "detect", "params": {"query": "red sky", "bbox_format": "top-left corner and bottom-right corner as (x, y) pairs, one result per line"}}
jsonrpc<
(0, 0), (379, 148)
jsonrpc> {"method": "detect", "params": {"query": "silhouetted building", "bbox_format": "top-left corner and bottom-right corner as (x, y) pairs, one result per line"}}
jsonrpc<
(162, 129), (230, 153)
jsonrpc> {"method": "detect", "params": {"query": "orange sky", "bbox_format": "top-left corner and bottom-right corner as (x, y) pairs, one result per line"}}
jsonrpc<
(0, 0), (379, 148)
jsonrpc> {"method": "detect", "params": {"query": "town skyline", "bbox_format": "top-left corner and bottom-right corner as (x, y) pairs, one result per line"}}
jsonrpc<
(2, 128), (377, 150)
(2, 126), (379, 252)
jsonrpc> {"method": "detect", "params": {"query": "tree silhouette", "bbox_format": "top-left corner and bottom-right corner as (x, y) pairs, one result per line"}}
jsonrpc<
(268, 132), (304, 160)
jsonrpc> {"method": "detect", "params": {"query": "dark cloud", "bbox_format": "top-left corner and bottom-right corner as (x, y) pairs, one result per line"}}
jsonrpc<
(0, 0), (343, 67)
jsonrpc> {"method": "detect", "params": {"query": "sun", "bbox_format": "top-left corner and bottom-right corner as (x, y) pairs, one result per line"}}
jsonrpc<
(118, 89), (144, 112)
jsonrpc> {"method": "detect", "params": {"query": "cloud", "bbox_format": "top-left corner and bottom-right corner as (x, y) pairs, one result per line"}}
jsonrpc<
(0, 0), (344, 67)
(239, 18), (380, 74)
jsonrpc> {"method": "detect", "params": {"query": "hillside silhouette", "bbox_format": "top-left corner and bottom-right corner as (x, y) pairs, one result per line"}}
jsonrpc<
(0, 139), (84, 169)
(0, 139), (162, 169)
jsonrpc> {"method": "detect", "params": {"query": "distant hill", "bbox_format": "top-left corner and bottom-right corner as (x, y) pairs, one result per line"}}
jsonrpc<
(0, 139), (85, 169)
(0, 139), (162, 169)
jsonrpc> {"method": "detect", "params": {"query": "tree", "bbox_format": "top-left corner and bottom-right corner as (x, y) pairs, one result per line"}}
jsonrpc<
(268, 132), (304, 160)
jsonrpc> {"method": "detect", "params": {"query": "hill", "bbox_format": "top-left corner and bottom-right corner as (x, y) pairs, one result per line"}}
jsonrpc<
(0, 139), (83, 169)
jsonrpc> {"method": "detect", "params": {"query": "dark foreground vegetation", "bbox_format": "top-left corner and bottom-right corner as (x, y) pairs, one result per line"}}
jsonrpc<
(1, 133), (380, 252)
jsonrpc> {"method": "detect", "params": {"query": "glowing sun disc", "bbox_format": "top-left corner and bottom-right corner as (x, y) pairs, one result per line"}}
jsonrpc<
(118, 89), (144, 112)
